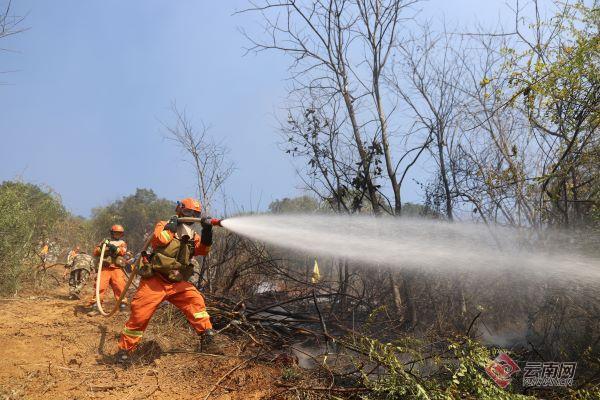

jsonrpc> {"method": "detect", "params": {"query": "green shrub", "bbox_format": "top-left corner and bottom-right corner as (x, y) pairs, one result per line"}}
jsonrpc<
(344, 335), (532, 400)
(0, 181), (66, 294)
(343, 334), (600, 399)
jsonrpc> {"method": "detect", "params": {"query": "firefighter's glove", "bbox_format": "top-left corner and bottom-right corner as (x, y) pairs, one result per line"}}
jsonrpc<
(200, 222), (213, 247)
(164, 216), (178, 232)
(108, 243), (119, 256)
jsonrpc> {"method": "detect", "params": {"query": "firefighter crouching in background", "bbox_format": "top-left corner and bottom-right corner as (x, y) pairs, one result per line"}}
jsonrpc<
(88, 224), (128, 316)
(116, 198), (217, 363)
(66, 251), (94, 299)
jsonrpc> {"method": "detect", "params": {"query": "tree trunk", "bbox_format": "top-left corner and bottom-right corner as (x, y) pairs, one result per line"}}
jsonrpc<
(373, 69), (402, 215)
(389, 271), (403, 315)
(341, 89), (381, 214)
(337, 259), (350, 316)
(436, 126), (453, 220)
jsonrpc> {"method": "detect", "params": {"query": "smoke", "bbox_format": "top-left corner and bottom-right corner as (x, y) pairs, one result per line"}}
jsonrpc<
(221, 214), (600, 284)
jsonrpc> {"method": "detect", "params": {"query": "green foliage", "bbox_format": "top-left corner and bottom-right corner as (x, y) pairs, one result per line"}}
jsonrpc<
(344, 335), (533, 400)
(347, 332), (600, 399)
(0, 181), (66, 294)
(268, 195), (322, 214)
(442, 339), (530, 400)
(355, 336), (432, 399)
(503, 2), (599, 124)
(90, 188), (175, 251)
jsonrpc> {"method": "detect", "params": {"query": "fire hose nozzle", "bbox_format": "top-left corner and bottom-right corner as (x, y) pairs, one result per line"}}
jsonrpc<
(208, 218), (222, 227)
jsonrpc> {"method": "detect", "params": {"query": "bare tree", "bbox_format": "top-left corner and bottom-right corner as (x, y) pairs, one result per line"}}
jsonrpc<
(242, 0), (425, 216)
(284, 95), (366, 213)
(452, 30), (539, 227)
(355, 0), (418, 215)
(242, 0), (436, 324)
(1, 0), (27, 84)
(387, 25), (470, 221)
(0, 1), (25, 42)
(163, 103), (234, 291)
(164, 103), (234, 214)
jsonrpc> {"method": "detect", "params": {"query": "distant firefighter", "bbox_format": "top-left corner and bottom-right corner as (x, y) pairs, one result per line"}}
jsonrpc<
(66, 252), (94, 299)
(39, 241), (49, 264)
(88, 224), (128, 315)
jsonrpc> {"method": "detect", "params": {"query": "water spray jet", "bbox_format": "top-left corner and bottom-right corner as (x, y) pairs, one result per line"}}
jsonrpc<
(220, 214), (600, 284)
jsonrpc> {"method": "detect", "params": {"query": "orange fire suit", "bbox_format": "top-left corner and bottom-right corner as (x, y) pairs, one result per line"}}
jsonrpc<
(90, 239), (127, 305)
(118, 221), (212, 352)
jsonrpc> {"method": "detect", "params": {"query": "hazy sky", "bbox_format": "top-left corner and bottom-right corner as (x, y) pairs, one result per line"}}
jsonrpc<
(0, 0), (516, 217)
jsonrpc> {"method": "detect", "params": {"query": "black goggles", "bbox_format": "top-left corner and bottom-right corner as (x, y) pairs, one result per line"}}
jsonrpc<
(180, 208), (201, 218)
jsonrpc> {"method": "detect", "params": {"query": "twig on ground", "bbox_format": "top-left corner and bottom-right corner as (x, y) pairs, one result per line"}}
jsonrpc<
(90, 383), (136, 391)
(20, 363), (112, 374)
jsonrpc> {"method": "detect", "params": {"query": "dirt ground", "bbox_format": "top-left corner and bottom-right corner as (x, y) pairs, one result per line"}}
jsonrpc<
(0, 275), (284, 400)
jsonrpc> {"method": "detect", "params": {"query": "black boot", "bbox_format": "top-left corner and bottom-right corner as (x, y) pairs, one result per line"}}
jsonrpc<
(87, 304), (100, 316)
(198, 329), (222, 354)
(115, 349), (130, 364)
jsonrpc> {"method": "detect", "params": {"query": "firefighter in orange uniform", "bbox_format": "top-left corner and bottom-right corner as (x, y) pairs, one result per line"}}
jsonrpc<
(88, 224), (128, 315)
(116, 198), (216, 362)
